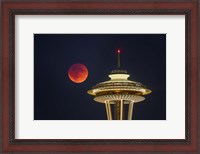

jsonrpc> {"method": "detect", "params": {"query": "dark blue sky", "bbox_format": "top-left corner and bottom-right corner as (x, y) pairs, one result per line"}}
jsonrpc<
(34, 34), (166, 120)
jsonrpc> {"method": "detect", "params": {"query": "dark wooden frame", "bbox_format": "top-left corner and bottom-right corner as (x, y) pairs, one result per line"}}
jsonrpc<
(1, 0), (199, 153)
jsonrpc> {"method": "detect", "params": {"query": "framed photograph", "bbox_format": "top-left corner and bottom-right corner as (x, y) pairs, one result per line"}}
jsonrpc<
(1, 0), (199, 153)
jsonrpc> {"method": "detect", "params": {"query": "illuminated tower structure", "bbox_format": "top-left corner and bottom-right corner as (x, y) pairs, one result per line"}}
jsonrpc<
(87, 50), (151, 120)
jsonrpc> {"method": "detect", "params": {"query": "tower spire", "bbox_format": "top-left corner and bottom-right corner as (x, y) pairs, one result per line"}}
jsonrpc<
(117, 49), (120, 68)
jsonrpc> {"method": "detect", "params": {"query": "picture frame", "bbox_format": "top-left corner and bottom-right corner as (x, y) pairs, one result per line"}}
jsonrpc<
(1, 0), (199, 153)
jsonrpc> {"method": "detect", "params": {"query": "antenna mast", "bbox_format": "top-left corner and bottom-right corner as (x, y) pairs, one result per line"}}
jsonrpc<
(117, 49), (120, 68)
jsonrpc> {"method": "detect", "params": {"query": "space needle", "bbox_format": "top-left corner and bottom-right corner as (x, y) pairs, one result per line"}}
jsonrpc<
(87, 49), (151, 120)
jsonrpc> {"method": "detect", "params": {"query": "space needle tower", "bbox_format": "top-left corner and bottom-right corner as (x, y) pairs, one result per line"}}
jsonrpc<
(87, 49), (151, 120)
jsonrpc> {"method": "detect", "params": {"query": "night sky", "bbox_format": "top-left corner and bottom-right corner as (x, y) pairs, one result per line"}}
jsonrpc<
(34, 34), (166, 120)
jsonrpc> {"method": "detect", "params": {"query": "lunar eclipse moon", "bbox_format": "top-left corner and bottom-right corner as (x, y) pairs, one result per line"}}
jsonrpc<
(68, 63), (88, 83)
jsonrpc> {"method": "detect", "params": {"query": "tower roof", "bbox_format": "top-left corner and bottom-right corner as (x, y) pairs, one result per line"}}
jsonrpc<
(111, 69), (127, 74)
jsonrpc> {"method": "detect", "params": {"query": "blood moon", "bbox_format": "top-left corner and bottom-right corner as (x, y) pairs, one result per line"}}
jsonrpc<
(68, 63), (88, 83)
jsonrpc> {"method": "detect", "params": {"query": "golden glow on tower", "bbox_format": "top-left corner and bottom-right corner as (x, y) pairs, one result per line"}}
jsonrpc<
(87, 50), (151, 120)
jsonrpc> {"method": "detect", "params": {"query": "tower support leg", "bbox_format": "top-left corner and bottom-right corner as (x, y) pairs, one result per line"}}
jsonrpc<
(128, 101), (134, 120)
(119, 100), (124, 120)
(105, 101), (112, 120)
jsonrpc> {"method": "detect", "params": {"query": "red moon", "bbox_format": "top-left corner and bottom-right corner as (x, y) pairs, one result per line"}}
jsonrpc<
(68, 63), (88, 83)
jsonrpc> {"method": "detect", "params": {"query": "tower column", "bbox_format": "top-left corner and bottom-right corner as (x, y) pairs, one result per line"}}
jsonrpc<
(105, 101), (112, 120)
(128, 101), (134, 120)
(114, 100), (125, 120)
(120, 100), (124, 120)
